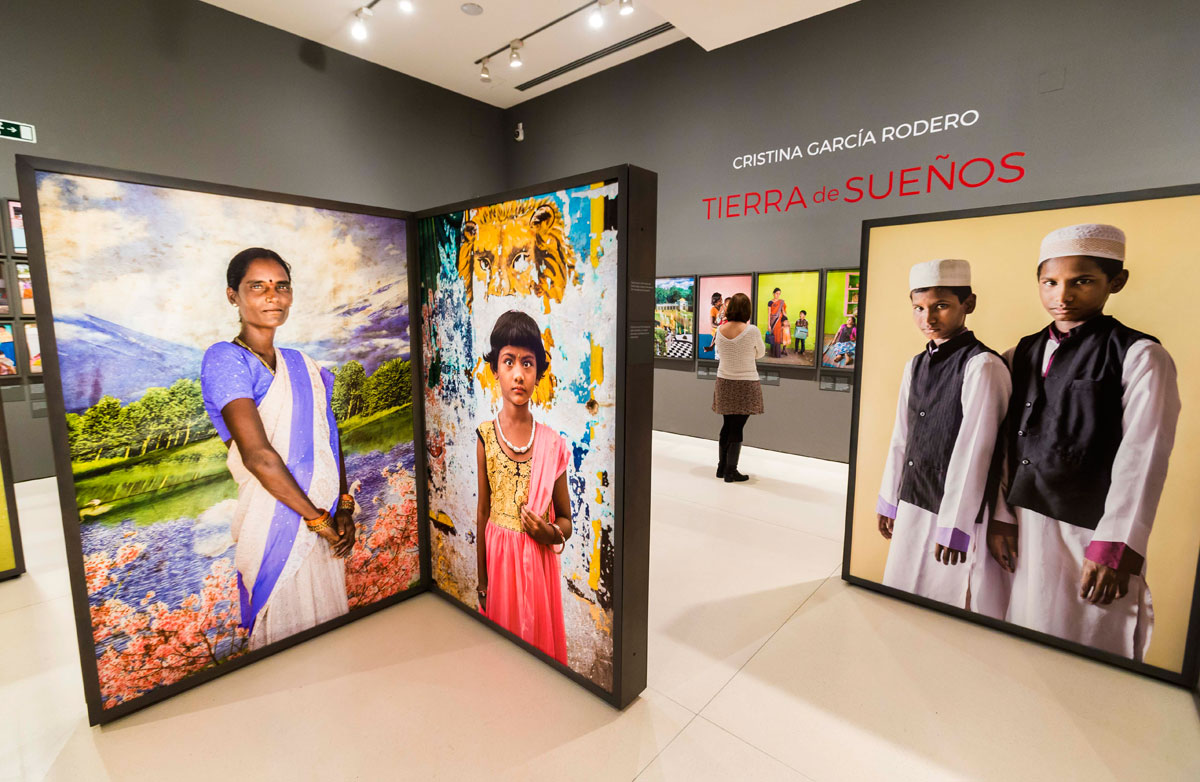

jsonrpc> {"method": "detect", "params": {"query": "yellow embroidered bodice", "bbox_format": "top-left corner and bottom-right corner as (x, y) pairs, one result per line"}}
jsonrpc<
(479, 420), (550, 533)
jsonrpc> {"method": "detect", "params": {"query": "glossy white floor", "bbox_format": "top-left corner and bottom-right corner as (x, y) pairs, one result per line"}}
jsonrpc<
(2, 431), (1199, 781)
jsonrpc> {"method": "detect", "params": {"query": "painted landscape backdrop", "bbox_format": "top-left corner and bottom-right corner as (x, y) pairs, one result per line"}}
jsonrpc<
(35, 172), (419, 710)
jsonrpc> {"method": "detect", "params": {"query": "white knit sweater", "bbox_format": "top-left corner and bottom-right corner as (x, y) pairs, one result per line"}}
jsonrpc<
(715, 325), (765, 380)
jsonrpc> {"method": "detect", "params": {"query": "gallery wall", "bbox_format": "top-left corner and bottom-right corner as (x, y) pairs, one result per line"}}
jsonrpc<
(0, 0), (507, 479)
(503, 0), (1200, 461)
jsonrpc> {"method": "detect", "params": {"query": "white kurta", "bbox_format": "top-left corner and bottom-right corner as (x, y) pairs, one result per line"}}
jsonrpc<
(995, 338), (1180, 661)
(878, 348), (1011, 610)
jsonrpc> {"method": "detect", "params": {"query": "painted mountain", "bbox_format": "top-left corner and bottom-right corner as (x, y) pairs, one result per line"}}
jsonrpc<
(55, 314), (205, 413)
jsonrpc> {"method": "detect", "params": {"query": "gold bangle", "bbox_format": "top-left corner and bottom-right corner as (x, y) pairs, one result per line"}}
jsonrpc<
(305, 510), (331, 532)
(338, 493), (355, 511)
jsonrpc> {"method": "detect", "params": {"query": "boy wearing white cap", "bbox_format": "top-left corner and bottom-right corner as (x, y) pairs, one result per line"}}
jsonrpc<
(987, 223), (1180, 661)
(877, 259), (1011, 609)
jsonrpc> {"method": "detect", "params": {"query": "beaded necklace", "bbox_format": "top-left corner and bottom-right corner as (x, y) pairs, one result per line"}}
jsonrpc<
(495, 413), (536, 454)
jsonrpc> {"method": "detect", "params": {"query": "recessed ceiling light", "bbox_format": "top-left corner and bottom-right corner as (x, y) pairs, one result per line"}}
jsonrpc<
(461, 3), (483, 15)
(398, 0), (414, 13)
(619, 0), (634, 15)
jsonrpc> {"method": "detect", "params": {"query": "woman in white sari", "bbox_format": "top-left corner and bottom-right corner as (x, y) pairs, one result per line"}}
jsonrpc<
(201, 248), (355, 650)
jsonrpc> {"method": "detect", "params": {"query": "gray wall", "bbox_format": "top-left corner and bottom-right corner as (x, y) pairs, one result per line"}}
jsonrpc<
(0, 0), (508, 480)
(3, 0), (1199, 473)
(503, 0), (1200, 461)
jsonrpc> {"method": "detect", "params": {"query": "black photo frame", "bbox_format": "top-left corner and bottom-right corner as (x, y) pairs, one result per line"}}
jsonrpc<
(843, 184), (1200, 689)
(753, 270), (822, 380)
(16, 156), (431, 725)
(654, 274), (698, 368)
(414, 165), (655, 709)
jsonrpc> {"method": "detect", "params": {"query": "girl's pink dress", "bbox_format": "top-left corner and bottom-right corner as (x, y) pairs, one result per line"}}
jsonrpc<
(479, 420), (569, 664)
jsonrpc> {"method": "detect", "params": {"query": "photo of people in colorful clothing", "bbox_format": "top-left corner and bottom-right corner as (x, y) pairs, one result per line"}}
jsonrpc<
(755, 271), (819, 367)
(849, 193), (1200, 676)
(821, 270), (859, 369)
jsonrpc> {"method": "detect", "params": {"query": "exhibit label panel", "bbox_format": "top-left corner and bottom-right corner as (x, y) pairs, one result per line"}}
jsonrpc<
(845, 187), (1200, 683)
(18, 157), (425, 723)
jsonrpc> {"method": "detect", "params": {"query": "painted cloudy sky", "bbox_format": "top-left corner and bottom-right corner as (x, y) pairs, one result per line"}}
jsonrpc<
(35, 172), (409, 387)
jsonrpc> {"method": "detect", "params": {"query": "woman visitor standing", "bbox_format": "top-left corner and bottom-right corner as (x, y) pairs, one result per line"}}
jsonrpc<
(712, 293), (764, 483)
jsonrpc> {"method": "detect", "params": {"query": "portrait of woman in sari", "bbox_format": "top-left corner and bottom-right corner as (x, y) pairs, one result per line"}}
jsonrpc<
(767, 287), (787, 359)
(201, 248), (356, 651)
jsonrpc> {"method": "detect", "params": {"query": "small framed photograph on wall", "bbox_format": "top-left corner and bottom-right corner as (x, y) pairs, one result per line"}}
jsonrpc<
(6, 200), (26, 256)
(23, 323), (40, 375)
(820, 268), (859, 372)
(0, 324), (18, 379)
(15, 262), (34, 316)
(755, 271), (820, 368)
(654, 276), (697, 362)
(696, 274), (754, 362)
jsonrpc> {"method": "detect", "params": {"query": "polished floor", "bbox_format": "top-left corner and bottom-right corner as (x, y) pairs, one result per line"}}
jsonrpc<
(2, 431), (1198, 781)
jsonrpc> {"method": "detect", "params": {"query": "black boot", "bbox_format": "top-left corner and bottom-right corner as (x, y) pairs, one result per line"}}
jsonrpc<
(724, 441), (749, 482)
(716, 432), (729, 478)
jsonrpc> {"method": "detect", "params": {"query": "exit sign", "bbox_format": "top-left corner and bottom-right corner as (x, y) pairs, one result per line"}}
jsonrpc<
(0, 120), (36, 143)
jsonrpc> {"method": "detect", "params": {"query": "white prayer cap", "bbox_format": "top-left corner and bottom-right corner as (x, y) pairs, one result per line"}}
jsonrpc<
(1039, 223), (1125, 264)
(909, 258), (971, 291)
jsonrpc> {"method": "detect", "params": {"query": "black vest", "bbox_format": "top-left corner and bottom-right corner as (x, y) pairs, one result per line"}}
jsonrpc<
(1005, 316), (1157, 529)
(898, 330), (1001, 517)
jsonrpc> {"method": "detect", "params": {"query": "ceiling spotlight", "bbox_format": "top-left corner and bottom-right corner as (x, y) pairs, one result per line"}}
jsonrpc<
(398, 0), (414, 13)
(460, 2), (483, 15)
(588, 5), (604, 29)
(351, 6), (372, 41)
(619, 0), (634, 15)
(480, 59), (491, 82)
(509, 40), (523, 68)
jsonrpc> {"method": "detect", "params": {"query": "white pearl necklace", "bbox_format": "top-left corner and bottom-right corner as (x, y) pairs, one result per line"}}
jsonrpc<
(495, 414), (536, 454)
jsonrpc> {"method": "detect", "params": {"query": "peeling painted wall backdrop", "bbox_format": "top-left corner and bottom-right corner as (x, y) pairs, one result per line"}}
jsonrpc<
(420, 181), (619, 689)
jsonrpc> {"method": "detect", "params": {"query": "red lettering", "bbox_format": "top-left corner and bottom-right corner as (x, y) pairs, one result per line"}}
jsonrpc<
(998, 151), (1026, 183)
(719, 196), (724, 219)
(764, 189), (783, 213)
(869, 171), (894, 200)
(827, 189), (839, 201)
(814, 186), (827, 203)
(958, 157), (995, 188)
(927, 161), (955, 192)
(898, 167), (921, 196)
(702, 197), (718, 220)
(784, 186), (808, 211)
(744, 191), (762, 215)
(726, 194), (741, 218)
(845, 177), (865, 203)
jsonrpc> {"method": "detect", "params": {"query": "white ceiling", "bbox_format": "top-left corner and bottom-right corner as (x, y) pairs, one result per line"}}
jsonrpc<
(199, 1), (859, 109)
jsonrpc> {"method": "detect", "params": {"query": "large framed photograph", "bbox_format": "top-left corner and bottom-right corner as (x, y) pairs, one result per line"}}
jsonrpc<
(755, 271), (819, 368)
(417, 165), (655, 706)
(820, 268), (859, 371)
(655, 275), (696, 361)
(845, 185), (1200, 686)
(696, 274), (754, 363)
(17, 156), (427, 724)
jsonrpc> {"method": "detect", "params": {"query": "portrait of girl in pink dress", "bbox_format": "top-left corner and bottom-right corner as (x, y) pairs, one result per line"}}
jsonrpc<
(474, 310), (573, 664)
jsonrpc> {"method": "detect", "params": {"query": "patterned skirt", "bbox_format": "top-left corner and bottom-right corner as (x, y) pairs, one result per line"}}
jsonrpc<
(712, 378), (764, 415)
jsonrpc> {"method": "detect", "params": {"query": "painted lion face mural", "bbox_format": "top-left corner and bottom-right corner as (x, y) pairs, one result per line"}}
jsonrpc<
(457, 199), (578, 312)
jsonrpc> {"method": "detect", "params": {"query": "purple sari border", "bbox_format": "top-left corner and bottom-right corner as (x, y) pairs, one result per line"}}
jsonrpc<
(242, 349), (318, 632)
